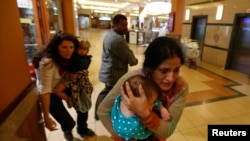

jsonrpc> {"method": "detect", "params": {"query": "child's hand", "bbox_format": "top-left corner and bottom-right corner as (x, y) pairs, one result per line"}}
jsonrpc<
(111, 133), (125, 141)
(160, 106), (172, 121)
(66, 98), (73, 108)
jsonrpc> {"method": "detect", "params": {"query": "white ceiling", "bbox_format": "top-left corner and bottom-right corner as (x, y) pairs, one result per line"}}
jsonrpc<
(74, 0), (171, 16)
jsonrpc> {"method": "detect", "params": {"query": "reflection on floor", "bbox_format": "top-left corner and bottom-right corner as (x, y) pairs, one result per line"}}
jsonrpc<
(184, 67), (245, 107)
(46, 29), (250, 141)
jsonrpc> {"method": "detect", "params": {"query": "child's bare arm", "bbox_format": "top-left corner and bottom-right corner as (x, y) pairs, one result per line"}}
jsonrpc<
(159, 106), (172, 121)
(54, 82), (73, 108)
(154, 99), (172, 121)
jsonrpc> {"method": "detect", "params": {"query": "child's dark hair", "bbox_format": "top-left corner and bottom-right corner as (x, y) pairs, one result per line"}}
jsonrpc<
(123, 75), (160, 99)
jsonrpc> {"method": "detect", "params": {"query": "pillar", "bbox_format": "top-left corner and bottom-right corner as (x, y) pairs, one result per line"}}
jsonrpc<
(139, 7), (144, 29)
(126, 12), (131, 29)
(31, 0), (43, 48)
(0, 1), (46, 140)
(62, 0), (76, 35)
(36, 0), (51, 44)
(169, 0), (185, 37)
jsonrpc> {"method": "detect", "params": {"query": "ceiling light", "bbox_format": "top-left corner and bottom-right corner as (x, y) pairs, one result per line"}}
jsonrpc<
(130, 13), (139, 16)
(94, 10), (114, 14)
(143, 2), (171, 15)
(77, 0), (129, 8)
(158, 16), (168, 19)
(81, 5), (119, 11)
(99, 17), (111, 21)
(76, 0), (85, 4)
(132, 6), (139, 11)
(185, 9), (190, 20)
(216, 5), (223, 20)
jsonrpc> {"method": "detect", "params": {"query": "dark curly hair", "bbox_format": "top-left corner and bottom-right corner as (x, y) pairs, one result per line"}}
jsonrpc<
(143, 36), (184, 78)
(32, 31), (79, 70)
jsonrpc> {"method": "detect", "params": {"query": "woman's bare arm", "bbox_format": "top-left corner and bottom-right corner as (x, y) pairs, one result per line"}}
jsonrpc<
(40, 93), (58, 131)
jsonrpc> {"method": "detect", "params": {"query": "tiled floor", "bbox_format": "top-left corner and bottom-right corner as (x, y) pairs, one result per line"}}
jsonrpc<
(46, 29), (250, 141)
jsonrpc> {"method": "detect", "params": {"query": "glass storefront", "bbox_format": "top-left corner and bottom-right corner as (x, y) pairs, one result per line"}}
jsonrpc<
(17, 0), (63, 79)
(17, 0), (38, 63)
(46, 0), (62, 37)
(17, 0), (63, 63)
(78, 14), (90, 29)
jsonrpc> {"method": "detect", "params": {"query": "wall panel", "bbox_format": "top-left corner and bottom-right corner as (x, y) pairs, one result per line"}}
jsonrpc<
(205, 25), (232, 49)
(202, 46), (227, 68)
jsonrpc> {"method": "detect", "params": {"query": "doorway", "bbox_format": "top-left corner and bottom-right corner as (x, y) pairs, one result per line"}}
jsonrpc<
(227, 13), (250, 75)
(190, 15), (207, 60)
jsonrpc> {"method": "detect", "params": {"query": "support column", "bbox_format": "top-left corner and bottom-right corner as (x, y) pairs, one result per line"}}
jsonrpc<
(62, 0), (76, 35)
(32, 0), (43, 48)
(126, 12), (131, 29)
(139, 7), (144, 29)
(37, 0), (51, 44)
(169, 0), (185, 37)
(0, 1), (46, 140)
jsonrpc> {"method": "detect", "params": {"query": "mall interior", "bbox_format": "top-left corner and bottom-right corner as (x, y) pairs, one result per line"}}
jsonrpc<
(0, 0), (250, 141)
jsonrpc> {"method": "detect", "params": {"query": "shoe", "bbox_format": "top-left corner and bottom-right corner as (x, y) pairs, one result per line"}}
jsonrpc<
(78, 128), (95, 137)
(64, 132), (73, 141)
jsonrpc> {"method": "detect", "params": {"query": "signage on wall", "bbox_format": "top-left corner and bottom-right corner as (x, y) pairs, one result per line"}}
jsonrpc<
(17, 0), (32, 9)
(167, 12), (175, 32)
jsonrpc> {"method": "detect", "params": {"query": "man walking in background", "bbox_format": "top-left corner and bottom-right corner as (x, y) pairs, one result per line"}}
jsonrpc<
(95, 14), (138, 120)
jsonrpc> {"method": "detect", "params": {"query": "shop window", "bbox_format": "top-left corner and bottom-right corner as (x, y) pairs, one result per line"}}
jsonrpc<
(79, 14), (90, 29)
(17, 0), (38, 80)
(47, 0), (61, 36)
(17, 0), (38, 64)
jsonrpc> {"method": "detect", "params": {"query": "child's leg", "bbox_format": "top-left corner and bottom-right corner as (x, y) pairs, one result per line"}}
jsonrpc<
(158, 137), (166, 141)
(155, 134), (166, 141)
(76, 111), (88, 133)
(76, 111), (95, 136)
(137, 134), (158, 141)
(137, 134), (166, 141)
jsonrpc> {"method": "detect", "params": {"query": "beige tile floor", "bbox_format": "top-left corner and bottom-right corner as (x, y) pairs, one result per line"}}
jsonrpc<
(46, 29), (250, 141)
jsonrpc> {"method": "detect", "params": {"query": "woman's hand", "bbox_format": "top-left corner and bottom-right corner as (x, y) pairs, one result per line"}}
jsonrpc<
(44, 117), (58, 131)
(120, 82), (151, 118)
